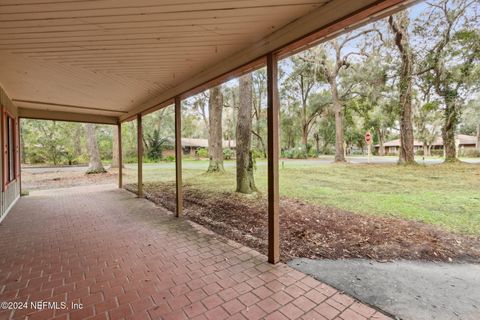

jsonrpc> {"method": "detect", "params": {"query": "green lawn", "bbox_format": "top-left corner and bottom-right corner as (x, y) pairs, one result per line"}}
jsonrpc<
(123, 159), (480, 235)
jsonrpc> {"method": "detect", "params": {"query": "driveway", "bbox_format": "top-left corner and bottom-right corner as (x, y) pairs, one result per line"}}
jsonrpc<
(289, 258), (480, 320)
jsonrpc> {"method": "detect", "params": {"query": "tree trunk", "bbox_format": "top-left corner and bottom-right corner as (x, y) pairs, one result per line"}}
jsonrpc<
(442, 101), (458, 162)
(207, 86), (225, 173)
(252, 130), (266, 158)
(111, 126), (121, 168)
(301, 124), (309, 150)
(256, 121), (263, 152)
(331, 81), (345, 162)
(20, 124), (26, 164)
(389, 14), (415, 165)
(73, 126), (82, 157)
(376, 128), (385, 156)
(300, 75), (309, 151)
(236, 74), (257, 193)
(476, 123), (480, 150)
(398, 89), (415, 164)
(85, 123), (106, 173)
(254, 85), (264, 152)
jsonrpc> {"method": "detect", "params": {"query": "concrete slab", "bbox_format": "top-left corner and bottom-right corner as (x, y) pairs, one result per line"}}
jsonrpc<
(288, 258), (480, 320)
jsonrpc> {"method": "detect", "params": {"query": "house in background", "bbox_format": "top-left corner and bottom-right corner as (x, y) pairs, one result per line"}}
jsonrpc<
(376, 134), (477, 156)
(163, 138), (236, 157)
(182, 138), (236, 156)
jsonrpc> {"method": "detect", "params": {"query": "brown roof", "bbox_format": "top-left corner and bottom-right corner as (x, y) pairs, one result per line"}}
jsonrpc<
(380, 135), (476, 147)
(181, 138), (236, 148)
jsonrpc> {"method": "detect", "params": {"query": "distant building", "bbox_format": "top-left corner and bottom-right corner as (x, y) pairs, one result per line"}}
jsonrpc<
(181, 138), (236, 156)
(163, 138), (236, 157)
(375, 134), (477, 155)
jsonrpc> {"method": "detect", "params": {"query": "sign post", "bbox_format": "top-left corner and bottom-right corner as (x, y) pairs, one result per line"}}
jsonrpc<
(365, 131), (372, 164)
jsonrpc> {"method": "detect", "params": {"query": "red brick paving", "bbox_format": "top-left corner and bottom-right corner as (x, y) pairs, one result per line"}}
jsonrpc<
(0, 185), (392, 319)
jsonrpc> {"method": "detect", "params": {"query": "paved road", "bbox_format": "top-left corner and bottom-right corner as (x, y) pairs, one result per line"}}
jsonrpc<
(289, 258), (480, 320)
(21, 165), (89, 173)
(282, 157), (480, 165)
(21, 156), (479, 174)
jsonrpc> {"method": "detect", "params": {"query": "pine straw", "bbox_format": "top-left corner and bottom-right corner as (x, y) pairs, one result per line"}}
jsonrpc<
(125, 182), (480, 263)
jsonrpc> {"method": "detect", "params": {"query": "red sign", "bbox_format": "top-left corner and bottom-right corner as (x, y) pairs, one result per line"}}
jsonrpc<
(365, 131), (372, 145)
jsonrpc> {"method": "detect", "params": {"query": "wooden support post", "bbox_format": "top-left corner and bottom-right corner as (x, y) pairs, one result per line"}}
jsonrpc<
(17, 118), (22, 195)
(267, 52), (280, 264)
(175, 96), (183, 217)
(137, 114), (143, 197)
(118, 123), (123, 188)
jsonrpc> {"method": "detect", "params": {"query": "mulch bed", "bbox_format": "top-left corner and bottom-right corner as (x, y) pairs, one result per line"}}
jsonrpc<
(125, 182), (480, 263)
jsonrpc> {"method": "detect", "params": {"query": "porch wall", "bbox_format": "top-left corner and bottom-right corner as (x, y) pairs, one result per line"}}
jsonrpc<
(0, 86), (20, 222)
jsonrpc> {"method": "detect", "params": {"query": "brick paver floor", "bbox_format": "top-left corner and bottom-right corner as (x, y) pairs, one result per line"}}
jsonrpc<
(0, 185), (391, 320)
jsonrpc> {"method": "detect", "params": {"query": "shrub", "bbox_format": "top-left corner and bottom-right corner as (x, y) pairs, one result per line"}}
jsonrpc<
(350, 149), (365, 155)
(415, 149), (425, 156)
(461, 148), (480, 158)
(305, 143), (313, 154)
(123, 156), (137, 164)
(27, 152), (46, 164)
(320, 146), (335, 155)
(430, 149), (444, 157)
(165, 155), (175, 162)
(251, 149), (266, 159)
(142, 157), (158, 164)
(196, 147), (208, 158)
(223, 148), (234, 160)
(86, 167), (107, 174)
(307, 148), (318, 158)
(282, 147), (308, 159)
(146, 129), (170, 161)
(75, 154), (89, 165)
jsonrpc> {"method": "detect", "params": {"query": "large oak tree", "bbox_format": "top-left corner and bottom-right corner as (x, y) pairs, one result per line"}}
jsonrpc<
(415, 0), (479, 161)
(85, 123), (106, 173)
(207, 86), (225, 173)
(389, 11), (415, 164)
(236, 74), (257, 193)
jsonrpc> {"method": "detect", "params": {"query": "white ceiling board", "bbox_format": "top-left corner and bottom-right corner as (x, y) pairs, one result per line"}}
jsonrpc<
(0, 52), (162, 112)
(1, 0), (330, 117)
(0, 0), (408, 120)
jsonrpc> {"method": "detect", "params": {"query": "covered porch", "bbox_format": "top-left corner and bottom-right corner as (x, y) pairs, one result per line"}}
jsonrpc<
(0, 0), (414, 265)
(0, 185), (388, 320)
(0, 1), (417, 319)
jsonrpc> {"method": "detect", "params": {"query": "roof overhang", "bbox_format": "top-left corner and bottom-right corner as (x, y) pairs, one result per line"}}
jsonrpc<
(0, 0), (416, 123)
(18, 107), (118, 125)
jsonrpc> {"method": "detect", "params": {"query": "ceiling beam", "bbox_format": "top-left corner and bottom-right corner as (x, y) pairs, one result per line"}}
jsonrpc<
(18, 108), (119, 125)
(12, 98), (127, 114)
(120, 0), (411, 121)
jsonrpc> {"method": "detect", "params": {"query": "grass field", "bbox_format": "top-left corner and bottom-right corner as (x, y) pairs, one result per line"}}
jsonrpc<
(122, 159), (480, 235)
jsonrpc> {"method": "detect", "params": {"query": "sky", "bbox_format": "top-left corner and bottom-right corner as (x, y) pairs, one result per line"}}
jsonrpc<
(409, 1), (429, 19)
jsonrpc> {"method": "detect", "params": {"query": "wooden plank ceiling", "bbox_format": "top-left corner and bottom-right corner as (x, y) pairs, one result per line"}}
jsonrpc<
(0, 0), (406, 122)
